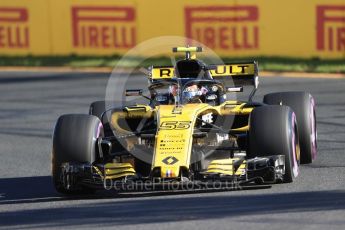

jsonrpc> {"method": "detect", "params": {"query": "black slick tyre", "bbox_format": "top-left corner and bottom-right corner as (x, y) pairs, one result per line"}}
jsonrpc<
(249, 105), (300, 183)
(264, 92), (317, 164)
(52, 114), (103, 194)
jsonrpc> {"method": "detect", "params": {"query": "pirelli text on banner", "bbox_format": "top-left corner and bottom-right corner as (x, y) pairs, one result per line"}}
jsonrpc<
(185, 6), (259, 51)
(71, 6), (136, 49)
(0, 7), (29, 49)
(316, 5), (345, 52)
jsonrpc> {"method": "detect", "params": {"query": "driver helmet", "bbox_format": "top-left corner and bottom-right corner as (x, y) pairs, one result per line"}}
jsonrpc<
(183, 84), (208, 103)
(169, 85), (178, 97)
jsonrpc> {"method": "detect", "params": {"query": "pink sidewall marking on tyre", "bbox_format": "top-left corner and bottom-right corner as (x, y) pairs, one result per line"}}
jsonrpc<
(96, 122), (103, 138)
(291, 112), (299, 178)
(310, 96), (317, 160)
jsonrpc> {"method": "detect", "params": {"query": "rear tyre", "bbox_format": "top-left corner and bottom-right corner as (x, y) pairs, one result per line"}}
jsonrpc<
(89, 101), (114, 136)
(264, 92), (317, 164)
(249, 106), (300, 183)
(89, 101), (132, 136)
(52, 114), (103, 195)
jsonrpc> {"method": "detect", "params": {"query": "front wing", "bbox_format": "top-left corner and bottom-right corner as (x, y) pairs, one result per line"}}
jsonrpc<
(58, 155), (285, 192)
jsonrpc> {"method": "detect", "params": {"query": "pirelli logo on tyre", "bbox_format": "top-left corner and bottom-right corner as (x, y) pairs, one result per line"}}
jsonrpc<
(71, 6), (136, 49)
(185, 6), (259, 51)
(316, 5), (345, 52)
(0, 7), (29, 49)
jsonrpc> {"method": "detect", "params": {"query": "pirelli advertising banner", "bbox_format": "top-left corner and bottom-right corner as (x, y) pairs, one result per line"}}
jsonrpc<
(0, 0), (344, 58)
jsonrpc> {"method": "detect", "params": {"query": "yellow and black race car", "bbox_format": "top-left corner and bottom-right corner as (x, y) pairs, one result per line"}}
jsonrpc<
(52, 47), (317, 194)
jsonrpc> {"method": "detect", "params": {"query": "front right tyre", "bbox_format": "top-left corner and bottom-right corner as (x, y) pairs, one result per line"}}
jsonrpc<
(52, 114), (103, 195)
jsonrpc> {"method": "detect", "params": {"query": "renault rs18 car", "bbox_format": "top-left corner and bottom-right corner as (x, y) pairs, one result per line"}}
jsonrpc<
(52, 47), (317, 194)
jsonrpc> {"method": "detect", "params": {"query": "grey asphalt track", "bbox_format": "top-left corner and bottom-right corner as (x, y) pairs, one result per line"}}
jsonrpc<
(0, 71), (344, 230)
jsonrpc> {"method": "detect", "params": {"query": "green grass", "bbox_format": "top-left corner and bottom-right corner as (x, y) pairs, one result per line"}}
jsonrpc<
(222, 57), (345, 73)
(0, 55), (344, 73)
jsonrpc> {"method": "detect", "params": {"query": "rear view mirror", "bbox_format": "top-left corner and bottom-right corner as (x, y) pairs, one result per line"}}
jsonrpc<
(125, 89), (152, 102)
(206, 65), (217, 70)
(125, 89), (143, 96)
(226, 87), (243, 92)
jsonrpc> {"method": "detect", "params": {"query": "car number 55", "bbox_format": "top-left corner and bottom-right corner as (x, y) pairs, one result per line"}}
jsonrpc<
(160, 121), (191, 130)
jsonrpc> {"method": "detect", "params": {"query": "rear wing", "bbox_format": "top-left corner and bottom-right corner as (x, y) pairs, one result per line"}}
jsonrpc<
(150, 61), (259, 88)
(210, 62), (259, 89)
(151, 66), (175, 80)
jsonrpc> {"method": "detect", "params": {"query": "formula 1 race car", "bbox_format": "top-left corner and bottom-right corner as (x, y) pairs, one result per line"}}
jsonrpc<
(52, 47), (317, 194)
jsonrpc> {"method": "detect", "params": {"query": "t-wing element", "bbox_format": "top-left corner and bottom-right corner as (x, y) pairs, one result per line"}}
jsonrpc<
(172, 46), (203, 59)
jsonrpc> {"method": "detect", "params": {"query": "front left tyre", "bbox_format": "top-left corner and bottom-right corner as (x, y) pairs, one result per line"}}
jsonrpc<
(248, 105), (300, 183)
